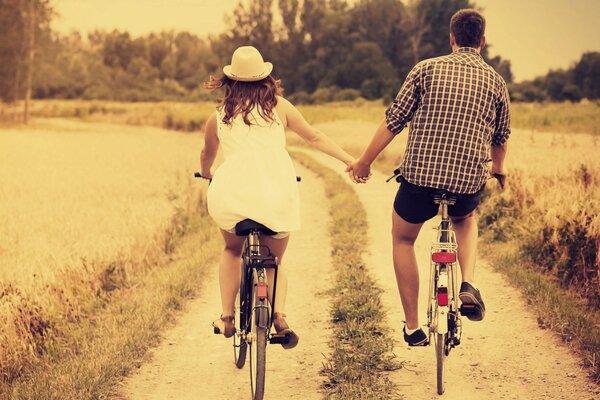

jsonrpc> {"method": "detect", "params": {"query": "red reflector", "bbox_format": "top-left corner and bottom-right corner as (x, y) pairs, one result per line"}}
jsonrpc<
(257, 282), (268, 299)
(432, 252), (456, 263)
(437, 288), (448, 306)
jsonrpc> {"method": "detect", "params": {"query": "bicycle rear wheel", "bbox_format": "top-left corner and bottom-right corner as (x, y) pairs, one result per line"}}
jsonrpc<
(249, 297), (268, 400)
(435, 332), (446, 395)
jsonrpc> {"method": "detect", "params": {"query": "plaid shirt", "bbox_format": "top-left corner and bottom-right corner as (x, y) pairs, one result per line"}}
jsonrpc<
(386, 47), (511, 194)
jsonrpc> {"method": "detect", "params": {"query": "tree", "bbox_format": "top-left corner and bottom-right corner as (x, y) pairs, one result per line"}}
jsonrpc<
(350, 0), (411, 78)
(102, 31), (135, 69)
(212, 0), (276, 66)
(0, 0), (52, 122)
(0, 0), (27, 104)
(485, 53), (513, 83)
(572, 52), (600, 99)
(414, 0), (475, 60)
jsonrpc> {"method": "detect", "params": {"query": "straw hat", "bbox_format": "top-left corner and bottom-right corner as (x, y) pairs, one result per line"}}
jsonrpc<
(223, 46), (273, 82)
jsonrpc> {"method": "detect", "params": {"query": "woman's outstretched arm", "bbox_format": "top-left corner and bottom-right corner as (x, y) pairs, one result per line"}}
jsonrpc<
(278, 97), (354, 166)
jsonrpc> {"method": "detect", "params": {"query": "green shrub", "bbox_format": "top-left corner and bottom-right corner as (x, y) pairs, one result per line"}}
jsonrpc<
(334, 89), (361, 102)
(311, 87), (339, 104)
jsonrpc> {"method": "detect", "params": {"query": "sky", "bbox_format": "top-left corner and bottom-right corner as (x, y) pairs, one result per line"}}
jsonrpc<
(51, 0), (600, 82)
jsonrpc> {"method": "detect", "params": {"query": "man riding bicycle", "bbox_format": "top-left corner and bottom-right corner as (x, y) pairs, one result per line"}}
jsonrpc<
(349, 9), (510, 346)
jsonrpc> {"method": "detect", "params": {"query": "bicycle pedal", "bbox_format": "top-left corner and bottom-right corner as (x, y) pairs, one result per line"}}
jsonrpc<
(269, 333), (289, 345)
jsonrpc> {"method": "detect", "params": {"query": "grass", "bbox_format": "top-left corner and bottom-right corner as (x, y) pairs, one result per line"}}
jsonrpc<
(1, 100), (216, 132)
(0, 119), (204, 286)
(510, 101), (600, 135)
(4, 99), (600, 136)
(480, 240), (600, 383)
(0, 118), (223, 397)
(292, 152), (402, 400)
(2, 206), (221, 399)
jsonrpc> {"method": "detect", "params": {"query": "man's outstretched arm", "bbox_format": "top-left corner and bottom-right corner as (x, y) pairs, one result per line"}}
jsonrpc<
(349, 120), (395, 181)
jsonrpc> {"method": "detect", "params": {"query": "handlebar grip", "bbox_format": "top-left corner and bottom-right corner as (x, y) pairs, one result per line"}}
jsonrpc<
(491, 173), (505, 190)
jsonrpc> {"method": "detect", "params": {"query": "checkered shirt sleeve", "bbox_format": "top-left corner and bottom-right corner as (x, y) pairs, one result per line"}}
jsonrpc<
(385, 62), (423, 135)
(493, 81), (511, 146)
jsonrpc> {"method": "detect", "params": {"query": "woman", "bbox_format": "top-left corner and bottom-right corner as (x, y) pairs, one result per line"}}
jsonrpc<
(201, 46), (355, 349)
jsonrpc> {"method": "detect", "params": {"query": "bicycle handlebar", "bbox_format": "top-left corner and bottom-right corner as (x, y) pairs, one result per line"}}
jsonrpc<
(193, 172), (301, 182)
(489, 172), (505, 190)
(387, 167), (505, 190)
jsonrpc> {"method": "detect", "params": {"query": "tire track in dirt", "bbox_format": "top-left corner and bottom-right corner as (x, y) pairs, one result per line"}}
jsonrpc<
(296, 120), (599, 400)
(122, 162), (333, 400)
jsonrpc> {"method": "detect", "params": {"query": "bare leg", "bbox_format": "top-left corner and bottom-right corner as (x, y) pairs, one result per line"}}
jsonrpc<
(450, 212), (478, 283)
(260, 234), (290, 314)
(392, 210), (424, 330)
(218, 229), (246, 316)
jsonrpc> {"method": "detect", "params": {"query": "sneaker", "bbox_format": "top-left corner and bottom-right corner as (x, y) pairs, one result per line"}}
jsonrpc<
(273, 312), (299, 350)
(403, 326), (429, 346)
(212, 315), (236, 338)
(459, 282), (486, 321)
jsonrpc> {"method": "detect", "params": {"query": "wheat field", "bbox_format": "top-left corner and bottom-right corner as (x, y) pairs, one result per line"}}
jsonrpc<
(0, 118), (203, 287)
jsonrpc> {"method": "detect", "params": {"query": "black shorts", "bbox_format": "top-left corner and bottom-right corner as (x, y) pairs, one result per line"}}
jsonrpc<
(393, 177), (485, 224)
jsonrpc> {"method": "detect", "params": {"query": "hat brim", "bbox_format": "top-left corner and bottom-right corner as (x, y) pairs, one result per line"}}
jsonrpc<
(223, 62), (273, 82)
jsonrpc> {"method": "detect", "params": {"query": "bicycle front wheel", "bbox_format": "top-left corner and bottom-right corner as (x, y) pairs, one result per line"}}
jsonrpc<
(435, 333), (446, 395)
(249, 299), (268, 400)
(233, 290), (248, 368)
(234, 258), (251, 368)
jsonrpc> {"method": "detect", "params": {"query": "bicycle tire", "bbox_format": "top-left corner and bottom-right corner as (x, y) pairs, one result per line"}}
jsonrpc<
(435, 332), (446, 395)
(249, 298), (268, 400)
(234, 253), (251, 368)
(234, 291), (248, 368)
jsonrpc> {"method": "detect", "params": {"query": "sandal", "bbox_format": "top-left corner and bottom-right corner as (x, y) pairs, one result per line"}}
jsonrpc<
(212, 315), (236, 338)
(273, 312), (299, 350)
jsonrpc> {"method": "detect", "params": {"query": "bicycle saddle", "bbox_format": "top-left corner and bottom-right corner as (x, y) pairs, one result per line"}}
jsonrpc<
(235, 219), (278, 236)
(432, 190), (457, 205)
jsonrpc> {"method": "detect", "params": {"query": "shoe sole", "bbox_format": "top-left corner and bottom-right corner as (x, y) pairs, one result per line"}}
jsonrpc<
(459, 292), (485, 321)
(278, 329), (299, 350)
(407, 337), (429, 346)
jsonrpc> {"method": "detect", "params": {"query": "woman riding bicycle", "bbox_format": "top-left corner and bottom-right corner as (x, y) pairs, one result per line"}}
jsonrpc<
(200, 46), (355, 349)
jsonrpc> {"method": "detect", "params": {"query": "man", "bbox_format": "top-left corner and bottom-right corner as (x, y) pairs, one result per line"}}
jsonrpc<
(349, 9), (510, 346)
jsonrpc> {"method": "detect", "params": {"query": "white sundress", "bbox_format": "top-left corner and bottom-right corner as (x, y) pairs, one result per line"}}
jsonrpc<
(206, 107), (301, 233)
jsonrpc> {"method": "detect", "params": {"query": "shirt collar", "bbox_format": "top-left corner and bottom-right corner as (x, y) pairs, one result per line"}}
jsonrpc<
(454, 47), (482, 57)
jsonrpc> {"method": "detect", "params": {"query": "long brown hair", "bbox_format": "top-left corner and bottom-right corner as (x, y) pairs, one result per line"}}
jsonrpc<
(204, 75), (284, 126)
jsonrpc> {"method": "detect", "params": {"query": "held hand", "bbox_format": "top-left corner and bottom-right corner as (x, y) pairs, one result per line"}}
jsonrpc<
(347, 160), (372, 184)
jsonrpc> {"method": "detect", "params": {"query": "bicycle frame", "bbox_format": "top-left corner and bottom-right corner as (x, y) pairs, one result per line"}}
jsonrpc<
(427, 195), (462, 395)
(236, 229), (280, 400)
(246, 231), (279, 331)
(428, 200), (461, 339)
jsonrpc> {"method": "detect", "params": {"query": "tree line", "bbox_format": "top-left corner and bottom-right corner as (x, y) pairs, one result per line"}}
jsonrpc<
(3, 0), (595, 111)
(509, 52), (600, 102)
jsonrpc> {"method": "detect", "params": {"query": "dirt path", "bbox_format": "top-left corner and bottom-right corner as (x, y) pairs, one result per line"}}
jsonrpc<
(295, 120), (599, 400)
(122, 162), (333, 400)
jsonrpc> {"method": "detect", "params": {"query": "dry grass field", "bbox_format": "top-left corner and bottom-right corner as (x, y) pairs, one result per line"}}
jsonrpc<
(0, 118), (202, 286)
(0, 118), (220, 397)
(1, 99), (598, 395)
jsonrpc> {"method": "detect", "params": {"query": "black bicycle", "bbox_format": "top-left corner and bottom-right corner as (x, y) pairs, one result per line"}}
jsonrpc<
(195, 172), (298, 400)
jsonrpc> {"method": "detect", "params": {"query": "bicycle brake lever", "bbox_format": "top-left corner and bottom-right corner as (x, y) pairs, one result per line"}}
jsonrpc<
(386, 168), (402, 183)
(491, 173), (505, 190)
